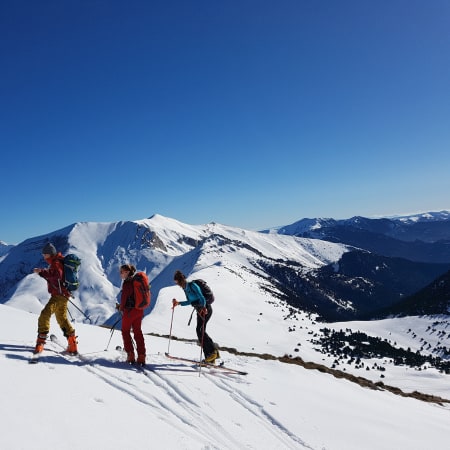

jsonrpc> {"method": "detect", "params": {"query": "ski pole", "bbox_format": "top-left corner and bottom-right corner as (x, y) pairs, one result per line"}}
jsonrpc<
(67, 305), (75, 322)
(105, 314), (122, 351)
(187, 308), (194, 326)
(68, 297), (92, 323)
(167, 306), (175, 355)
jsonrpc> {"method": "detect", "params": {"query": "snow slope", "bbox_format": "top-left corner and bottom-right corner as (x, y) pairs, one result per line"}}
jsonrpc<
(1, 304), (450, 450)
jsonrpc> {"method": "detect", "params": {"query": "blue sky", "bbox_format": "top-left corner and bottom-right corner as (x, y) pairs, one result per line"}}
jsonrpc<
(1, 0), (449, 244)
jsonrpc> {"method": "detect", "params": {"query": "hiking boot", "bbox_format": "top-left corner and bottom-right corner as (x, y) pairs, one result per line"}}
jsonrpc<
(137, 354), (146, 366)
(66, 334), (78, 354)
(34, 334), (47, 354)
(204, 350), (220, 364)
(126, 352), (136, 364)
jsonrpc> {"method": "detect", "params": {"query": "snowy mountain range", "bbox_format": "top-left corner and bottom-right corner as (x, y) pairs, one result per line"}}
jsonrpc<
(265, 210), (450, 264)
(1, 213), (450, 448)
(0, 214), (352, 323)
(2, 213), (450, 326)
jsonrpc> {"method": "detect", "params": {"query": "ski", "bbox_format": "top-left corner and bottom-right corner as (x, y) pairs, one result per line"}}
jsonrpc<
(114, 346), (193, 373)
(164, 352), (248, 375)
(115, 346), (139, 367)
(29, 343), (61, 364)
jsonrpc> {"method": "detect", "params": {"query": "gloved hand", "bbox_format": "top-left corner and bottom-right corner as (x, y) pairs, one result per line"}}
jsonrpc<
(198, 307), (207, 318)
(172, 298), (179, 308)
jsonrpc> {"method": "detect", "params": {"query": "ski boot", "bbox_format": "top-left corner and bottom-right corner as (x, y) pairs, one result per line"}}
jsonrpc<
(34, 333), (48, 354)
(204, 349), (220, 364)
(137, 354), (146, 367)
(66, 333), (78, 354)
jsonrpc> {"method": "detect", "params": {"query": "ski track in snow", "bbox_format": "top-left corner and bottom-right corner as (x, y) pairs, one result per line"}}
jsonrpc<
(45, 339), (309, 449)
(50, 349), (218, 445)
(141, 368), (245, 449)
(205, 373), (314, 449)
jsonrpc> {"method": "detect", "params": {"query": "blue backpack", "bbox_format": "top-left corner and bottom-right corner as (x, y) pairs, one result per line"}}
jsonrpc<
(61, 254), (81, 292)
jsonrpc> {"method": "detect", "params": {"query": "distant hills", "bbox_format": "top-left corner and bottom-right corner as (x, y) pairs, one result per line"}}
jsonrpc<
(264, 210), (450, 264)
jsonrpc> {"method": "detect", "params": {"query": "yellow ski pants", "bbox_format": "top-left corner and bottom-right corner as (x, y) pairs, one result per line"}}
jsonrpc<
(38, 294), (75, 337)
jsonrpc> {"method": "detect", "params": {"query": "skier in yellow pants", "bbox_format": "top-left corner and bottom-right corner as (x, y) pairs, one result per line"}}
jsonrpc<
(33, 243), (78, 354)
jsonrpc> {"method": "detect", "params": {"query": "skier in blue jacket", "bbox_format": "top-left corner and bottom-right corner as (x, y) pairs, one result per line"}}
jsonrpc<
(172, 270), (219, 363)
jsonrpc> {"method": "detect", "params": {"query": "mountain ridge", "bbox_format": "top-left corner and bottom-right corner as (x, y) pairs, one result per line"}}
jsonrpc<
(264, 210), (450, 263)
(1, 213), (449, 327)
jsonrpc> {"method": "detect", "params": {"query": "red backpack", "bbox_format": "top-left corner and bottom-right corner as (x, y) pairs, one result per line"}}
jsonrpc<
(133, 272), (151, 310)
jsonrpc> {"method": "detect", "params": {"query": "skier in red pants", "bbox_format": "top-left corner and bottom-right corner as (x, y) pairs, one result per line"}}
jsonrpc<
(118, 264), (146, 366)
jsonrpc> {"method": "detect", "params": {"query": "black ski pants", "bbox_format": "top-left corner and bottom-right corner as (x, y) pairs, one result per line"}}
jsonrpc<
(196, 304), (215, 357)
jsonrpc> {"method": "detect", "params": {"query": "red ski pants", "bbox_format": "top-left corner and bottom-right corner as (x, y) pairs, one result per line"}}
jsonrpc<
(121, 308), (146, 357)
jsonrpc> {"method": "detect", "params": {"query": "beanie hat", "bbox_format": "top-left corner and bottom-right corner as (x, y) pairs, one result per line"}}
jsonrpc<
(42, 243), (57, 255)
